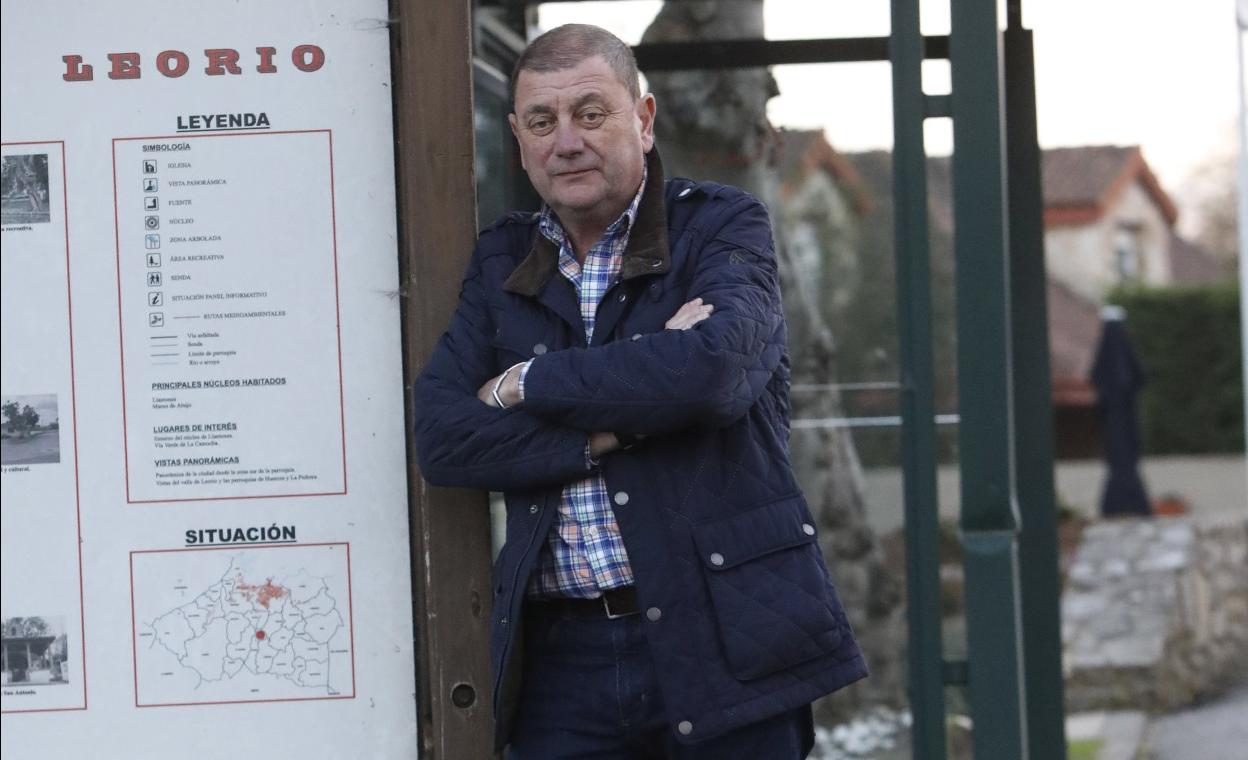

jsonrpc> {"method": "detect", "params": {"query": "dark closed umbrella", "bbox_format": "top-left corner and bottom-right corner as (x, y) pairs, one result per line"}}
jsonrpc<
(1090, 309), (1151, 517)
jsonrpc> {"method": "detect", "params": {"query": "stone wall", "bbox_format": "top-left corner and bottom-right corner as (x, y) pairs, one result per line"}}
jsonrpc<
(1062, 517), (1248, 712)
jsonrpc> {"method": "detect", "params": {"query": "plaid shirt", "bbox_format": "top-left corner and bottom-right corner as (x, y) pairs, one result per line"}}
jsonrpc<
(517, 167), (647, 599)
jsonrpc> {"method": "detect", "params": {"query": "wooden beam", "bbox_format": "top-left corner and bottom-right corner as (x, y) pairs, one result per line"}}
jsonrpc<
(391, 1), (495, 757)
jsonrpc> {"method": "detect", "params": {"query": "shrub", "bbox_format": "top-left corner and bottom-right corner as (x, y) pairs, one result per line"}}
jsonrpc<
(1108, 282), (1244, 454)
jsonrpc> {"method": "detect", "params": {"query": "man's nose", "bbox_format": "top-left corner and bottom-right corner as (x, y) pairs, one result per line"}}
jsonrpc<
(552, 121), (584, 156)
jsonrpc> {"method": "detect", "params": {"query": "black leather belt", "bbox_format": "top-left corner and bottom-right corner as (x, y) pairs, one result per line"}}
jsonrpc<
(529, 586), (640, 620)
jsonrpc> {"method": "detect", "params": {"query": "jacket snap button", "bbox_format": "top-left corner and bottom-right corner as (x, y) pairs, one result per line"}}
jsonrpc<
(649, 259), (661, 268)
(677, 720), (694, 735)
(617, 293), (627, 303)
(500, 617), (508, 626)
(802, 523), (816, 536)
(678, 187), (692, 198)
(529, 504), (540, 514)
(646, 607), (662, 622)
(532, 343), (547, 355)
(613, 491), (629, 506)
(631, 333), (643, 341)
(709, 553), (725, 567)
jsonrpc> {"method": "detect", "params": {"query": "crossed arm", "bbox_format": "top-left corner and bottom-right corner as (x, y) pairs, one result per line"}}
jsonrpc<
(415, 194), (783, 490)
(474, 297), (715, 457)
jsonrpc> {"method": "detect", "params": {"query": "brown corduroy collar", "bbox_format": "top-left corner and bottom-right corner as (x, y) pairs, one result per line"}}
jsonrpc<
(502, 149), (672, 297)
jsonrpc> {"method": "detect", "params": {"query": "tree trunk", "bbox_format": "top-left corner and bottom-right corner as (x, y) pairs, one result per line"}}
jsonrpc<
(642, 0), (906, 723)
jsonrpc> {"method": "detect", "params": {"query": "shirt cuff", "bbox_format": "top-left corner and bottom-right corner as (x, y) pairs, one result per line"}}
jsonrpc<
(585, 440), (600, 470)
(515, 360), (533, 402)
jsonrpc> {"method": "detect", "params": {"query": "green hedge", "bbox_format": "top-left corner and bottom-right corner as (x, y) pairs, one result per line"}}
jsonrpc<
(1108, 282), (1244, 454)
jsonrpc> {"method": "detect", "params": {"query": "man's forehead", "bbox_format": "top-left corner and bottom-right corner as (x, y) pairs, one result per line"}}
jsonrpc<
(513, 57), (631, 109)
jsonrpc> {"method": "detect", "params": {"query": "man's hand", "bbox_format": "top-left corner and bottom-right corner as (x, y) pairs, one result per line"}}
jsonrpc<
(478, 363), (524, 408)
(665, 297), (713, 330)
(588, 431), (621, 459)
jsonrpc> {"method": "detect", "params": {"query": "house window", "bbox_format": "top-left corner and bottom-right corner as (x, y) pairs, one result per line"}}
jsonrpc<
(1114, 223), (1143, 283)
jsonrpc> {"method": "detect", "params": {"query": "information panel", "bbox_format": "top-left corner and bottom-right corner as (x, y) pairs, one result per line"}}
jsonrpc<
(1, 2), (418, 757)
(114, 130), (347, 503)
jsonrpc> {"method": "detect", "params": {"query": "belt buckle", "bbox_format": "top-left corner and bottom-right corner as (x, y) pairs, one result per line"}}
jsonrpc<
(603, 591), (631, 620)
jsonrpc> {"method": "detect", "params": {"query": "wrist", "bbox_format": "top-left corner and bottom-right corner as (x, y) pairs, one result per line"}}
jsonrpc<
(501, 363), (524, 406)
(492, 362), (526, 408)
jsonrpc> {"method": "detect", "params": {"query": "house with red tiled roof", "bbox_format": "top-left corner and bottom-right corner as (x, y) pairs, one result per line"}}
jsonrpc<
(1039, 146), (1229, 454)
(1043, 145), (1180, 301)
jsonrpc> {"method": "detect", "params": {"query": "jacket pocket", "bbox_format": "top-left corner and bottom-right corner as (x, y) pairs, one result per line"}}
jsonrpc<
(692, 495), (842, 681)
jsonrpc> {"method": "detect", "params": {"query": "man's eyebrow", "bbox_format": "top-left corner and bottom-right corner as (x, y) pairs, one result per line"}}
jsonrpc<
(569, 92), (608, 111)
(521, 103), (555, 118)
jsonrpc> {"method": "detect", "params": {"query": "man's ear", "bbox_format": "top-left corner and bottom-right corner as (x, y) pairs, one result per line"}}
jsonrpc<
(637, 93), (657, 152)
(507, 113), (526, 169)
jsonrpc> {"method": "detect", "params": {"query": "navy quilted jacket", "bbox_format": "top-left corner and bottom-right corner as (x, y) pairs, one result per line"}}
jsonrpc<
(414, 152), (867, 750)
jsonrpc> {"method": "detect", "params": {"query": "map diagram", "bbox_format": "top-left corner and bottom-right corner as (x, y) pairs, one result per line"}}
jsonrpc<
(131, 543), (354, 706)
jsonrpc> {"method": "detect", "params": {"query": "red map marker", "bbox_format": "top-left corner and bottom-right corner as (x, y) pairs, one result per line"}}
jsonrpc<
(255, 630), (266, 640)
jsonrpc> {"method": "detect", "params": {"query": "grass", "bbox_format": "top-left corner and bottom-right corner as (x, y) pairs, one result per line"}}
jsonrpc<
(1068, 738), (1103, 760)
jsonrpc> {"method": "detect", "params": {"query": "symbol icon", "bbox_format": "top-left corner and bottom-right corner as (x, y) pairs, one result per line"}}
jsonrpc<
(146, 252), (161, 267)
(145, 215), (159, 230)
(144, 196), (158, 211)
(147, 272), (162, 287)
(145, 234), (160, 249)
(149, 312), (165, 328)
(143, 178), (158, 193)
(149, 292), (164, 307)
(143, 159), (157, 174)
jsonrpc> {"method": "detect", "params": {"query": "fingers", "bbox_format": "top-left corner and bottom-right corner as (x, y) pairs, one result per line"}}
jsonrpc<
(664, 297), (714, 330)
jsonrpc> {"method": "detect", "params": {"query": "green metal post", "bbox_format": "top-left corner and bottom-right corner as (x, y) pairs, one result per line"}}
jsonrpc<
(949, 0), (1029, 757)
(889, 1), (948, 757)
(1004, 22), (1069, 760)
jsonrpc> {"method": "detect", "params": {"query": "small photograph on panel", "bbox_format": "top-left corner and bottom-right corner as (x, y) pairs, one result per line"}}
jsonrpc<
(0, 154), (51, 225)
(0, 394), (60, 465)
(1, 616), (70, 687)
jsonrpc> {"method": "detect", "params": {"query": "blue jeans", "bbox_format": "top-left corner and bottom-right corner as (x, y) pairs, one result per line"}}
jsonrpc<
(506, 604), (814, 759)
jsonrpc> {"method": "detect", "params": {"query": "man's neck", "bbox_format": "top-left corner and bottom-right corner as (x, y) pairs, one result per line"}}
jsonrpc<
(564, 222), (609, 265)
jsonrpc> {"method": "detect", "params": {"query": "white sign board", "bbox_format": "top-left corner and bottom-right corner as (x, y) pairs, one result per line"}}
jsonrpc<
(0, 1), (418, 756)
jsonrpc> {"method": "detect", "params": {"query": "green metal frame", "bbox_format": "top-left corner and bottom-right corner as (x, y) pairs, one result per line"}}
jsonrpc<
(948, 0), (1030, 756)
(892, 0), (1067, 756)
(889, 1), (948, 757)
(1005, 18), (1069, 760)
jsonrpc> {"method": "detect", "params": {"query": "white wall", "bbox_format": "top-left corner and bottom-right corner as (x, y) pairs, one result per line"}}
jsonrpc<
(1044, 178), (1173, 302)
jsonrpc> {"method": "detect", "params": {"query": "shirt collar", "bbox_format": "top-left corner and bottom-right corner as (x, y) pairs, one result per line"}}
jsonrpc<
(502, 148), (672, 297)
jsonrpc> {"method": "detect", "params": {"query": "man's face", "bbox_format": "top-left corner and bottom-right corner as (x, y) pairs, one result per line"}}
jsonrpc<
(509, 56), (656, 233)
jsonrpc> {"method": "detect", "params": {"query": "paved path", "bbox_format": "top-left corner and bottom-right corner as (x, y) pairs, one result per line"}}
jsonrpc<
(1145, 675), (1248, 760)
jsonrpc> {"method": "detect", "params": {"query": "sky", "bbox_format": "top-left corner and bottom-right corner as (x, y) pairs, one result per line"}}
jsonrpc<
(2, 394), (59, 425)
(538, 0), (1244, 236)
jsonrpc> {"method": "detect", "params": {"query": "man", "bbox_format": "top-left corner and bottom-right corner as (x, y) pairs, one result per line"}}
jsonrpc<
(415, 23), (867, 758)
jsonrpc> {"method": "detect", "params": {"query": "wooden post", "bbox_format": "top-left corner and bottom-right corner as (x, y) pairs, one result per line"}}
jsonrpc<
(391, 1), (495, 757)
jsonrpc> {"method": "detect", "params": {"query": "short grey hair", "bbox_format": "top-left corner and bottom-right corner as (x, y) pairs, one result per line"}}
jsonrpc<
(509, 24), (641, 108)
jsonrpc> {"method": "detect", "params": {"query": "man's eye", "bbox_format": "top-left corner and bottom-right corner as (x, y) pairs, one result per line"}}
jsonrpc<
(580, 111), (606, 127)
(528, 118), (554, 135)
